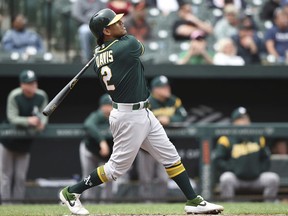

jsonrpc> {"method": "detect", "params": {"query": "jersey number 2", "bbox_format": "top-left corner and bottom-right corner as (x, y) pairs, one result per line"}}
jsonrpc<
(101, 66), (115, 91)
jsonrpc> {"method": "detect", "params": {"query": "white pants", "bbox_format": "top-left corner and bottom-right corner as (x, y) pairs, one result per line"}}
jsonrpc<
(220, 171), (280, 201)
(79, 142), (113, 200)
(0, 143), (30, 201)
(137, 149), (169, 199)
(104, 108), (181, 181)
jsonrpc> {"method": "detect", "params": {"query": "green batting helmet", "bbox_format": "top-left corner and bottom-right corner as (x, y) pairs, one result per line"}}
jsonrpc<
(89, 8), (124, 40)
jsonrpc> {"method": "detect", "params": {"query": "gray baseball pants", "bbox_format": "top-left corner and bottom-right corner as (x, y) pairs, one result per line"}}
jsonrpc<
(220, 171), (280, 201)
(0, 143), (30, 201)
(79, 142), (113, 200)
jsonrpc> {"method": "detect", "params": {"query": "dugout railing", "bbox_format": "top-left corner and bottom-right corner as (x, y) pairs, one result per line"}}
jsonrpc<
(1, 123), (288, 202)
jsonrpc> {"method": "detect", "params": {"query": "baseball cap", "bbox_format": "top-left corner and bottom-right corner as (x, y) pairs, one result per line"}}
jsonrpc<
(231, 107), (248, 121)
(99, 93), (112, 106)
(151, 75), (169, 89)
(190, 30), (206, 40)
(19, 70), (37, 83)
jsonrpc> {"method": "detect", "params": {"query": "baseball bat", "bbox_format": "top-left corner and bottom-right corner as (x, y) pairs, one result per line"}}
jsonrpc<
(42, 55), (96, 116)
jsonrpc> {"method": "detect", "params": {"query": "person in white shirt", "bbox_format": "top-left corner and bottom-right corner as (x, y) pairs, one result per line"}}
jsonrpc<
(213, 37), (245, 65)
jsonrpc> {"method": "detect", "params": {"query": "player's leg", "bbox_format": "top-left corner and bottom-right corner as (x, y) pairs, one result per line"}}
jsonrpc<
(254, 172), (280, 202)
(142, 109), (224, 214)
(0, 144), (14, 202)
(137, 150), (156, 200)
(219, 171), (239, 201)
(13, 152), (30, 201)
(60, 109), (150, 214)
(79, 142), (100, 201)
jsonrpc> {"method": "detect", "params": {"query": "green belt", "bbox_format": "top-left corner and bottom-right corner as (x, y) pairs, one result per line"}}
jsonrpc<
(112, 101), (149, 110)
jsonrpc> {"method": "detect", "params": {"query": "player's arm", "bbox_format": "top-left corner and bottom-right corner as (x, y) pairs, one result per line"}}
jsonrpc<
(213, 136), (232, 172)
(259, 136), (271, 172)
(170, 97), (188, 122)
(7, 90), (30, 126)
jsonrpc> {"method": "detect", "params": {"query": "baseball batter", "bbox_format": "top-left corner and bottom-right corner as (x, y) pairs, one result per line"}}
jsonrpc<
(59, 8), (224, 215)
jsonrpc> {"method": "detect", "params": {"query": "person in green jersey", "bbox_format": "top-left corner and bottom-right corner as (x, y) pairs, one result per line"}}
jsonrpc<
(59, 8), (224, 215)
(0, 70), (48, 203)
(136, 75), (188, 201)
(79, 93), (113, 201)
(214, 107), (280, 202)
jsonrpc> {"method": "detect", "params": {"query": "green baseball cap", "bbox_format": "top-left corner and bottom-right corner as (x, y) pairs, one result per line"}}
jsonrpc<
(19, 70), (37, 83)
(99, 93), (112, 106)
(231, 107), (248, 121)
(151, 75), (169, 89)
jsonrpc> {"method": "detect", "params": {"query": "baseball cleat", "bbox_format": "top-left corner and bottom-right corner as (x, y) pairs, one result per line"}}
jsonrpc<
(184, 195), (224, 214)
(59, 186), (89, 215)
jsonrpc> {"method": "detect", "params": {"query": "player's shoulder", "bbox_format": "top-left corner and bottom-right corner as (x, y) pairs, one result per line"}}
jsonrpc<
(36, 88), (48, 97)
(217, 136), (231, 148)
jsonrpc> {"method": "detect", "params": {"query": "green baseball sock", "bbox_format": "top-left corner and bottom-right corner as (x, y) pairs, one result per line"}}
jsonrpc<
(68, 165), (108, 194)
(172, 171), (198, 200)
(166, 161), (197, 200)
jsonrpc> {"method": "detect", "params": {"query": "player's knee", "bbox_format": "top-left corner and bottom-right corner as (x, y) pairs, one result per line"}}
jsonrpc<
(220, 171), (237, 185)
(103, 161), (127, 181)
(263, 172), (280, 187)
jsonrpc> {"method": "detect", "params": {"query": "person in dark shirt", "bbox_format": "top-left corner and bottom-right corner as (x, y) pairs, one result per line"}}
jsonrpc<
(0, 70), (48, 202)
(214, 107), (280, 202)
(172, 2), (213, 41)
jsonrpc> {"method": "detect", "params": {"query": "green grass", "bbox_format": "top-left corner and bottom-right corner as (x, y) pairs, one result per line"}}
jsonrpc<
(0, 202), (287, 216)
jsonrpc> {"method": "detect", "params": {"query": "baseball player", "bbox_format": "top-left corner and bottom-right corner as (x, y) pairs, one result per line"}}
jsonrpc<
(214, 107), (280, 201)
(137, 75), (188, 200)
(59, 8), (224, 215)
(79, 93), (113, 200)
(0, 70), (48, 202)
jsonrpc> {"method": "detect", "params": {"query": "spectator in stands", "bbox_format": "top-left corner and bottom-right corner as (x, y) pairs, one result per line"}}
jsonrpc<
(0, 70), (48, 203)
(1, 14), (44, 56)
(177, 30), (214, 65)
(137, 75), (188, 201)
(79, 93), (113, 200)
(124, 0), (151, 42)
(71, 0), (106, 63)
(107, 0), (133, 16)
(259, 0), (281, 22)
(207, 0), (246, 11)
(172, 1), (213, 41)
(213, 37), (245, 65)
(231, 22), (265, 64)
(214, 4), (240, 41)
(264, 8), (288, 64)
(214, 107), (280, 202)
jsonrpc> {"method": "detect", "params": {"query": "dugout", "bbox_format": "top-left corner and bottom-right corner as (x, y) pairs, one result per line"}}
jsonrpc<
(1, 63), (288, 202)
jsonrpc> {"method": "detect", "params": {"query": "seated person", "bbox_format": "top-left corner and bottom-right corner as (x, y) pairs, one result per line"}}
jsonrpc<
(214, 107), (280, 202)
(213, 37), (245, 65)
(264, 8), (288, 63)
(1, 14), (44, 55)
(231, 23), (265, 64)
(172, 1), (213, 41)
(177, 30), (214, 65)
(124, 0), (151, 42)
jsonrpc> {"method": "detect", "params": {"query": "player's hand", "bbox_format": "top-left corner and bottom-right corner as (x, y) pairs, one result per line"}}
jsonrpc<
(158, 116), (170, 126)
(28, 116), (41, 127)
(36, 123), (46, 131)
(99, 140), (110, 157)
